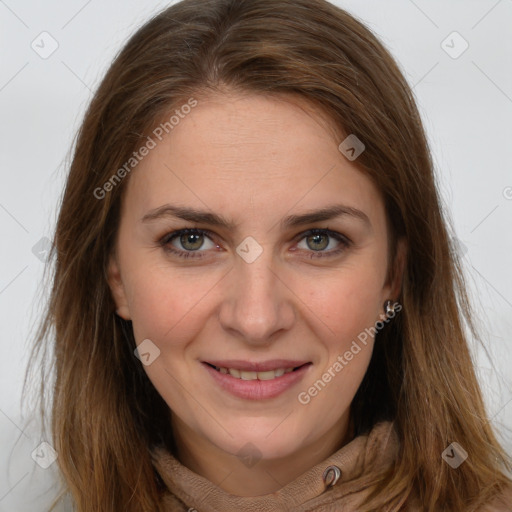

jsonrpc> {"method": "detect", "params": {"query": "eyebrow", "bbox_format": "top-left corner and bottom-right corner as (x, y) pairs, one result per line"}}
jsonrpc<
(141, 204), (371, 230)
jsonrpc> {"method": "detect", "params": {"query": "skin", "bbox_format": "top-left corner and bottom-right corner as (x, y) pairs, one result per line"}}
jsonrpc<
(108, 91), (405, 496)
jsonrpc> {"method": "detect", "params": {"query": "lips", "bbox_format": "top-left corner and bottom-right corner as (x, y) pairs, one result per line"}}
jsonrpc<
(212, 366), (294, 380)
(202, 360), (312, 400)
(203, 359), (310, 372)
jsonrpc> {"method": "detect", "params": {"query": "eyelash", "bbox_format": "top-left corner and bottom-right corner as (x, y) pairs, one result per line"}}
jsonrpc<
(158, 228), (351, 260)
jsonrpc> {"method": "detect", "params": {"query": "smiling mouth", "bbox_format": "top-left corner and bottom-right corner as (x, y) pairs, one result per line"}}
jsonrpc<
(204, 362), (311, 381)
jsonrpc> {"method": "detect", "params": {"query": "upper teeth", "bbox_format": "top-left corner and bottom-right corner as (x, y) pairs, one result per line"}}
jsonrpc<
(216, 367), (295, 380)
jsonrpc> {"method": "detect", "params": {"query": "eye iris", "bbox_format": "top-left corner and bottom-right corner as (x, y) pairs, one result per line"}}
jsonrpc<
(307, 233), (329, 251)
(180, 233), (204, 251)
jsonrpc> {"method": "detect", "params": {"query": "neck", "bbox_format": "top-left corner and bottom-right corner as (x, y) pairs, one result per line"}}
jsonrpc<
(171, 411), (353, 497)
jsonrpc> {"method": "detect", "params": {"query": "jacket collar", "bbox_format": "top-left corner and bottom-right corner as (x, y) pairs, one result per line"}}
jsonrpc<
(151, 421), (398, 512)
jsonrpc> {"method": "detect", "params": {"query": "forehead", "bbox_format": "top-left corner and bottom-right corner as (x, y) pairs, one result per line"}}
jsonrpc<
(122, 93), (384, 226)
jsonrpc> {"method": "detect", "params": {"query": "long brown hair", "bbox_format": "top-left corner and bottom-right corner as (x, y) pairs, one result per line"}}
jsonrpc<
(25, 0), (511, 510)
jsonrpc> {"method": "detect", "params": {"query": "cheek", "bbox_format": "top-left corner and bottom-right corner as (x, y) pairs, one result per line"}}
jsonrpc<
(296, 268), (381, 419)
(124, 263), (222, 344)
(303, 263), (385, 343)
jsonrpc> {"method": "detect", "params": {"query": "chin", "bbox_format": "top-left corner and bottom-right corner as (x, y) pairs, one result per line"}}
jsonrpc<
(210, 421), (309, 461)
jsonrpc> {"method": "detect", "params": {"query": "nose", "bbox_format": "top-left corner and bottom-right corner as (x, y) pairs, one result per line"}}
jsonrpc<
(218, 254), (295, 345)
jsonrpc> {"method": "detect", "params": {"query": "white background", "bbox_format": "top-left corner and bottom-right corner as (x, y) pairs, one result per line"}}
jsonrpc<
(1, 0), (511, 510)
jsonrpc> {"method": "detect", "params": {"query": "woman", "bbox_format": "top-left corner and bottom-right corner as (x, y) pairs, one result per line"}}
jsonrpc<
(27, 0), (512, 510)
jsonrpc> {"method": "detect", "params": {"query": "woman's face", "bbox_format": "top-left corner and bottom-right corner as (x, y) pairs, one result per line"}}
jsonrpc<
(109, 92), (400, 462)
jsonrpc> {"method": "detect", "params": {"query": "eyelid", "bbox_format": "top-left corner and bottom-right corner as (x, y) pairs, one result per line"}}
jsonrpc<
(159, 227), (351, 259)
(292, 228), (351, 245)
(159, 227), (218, 246)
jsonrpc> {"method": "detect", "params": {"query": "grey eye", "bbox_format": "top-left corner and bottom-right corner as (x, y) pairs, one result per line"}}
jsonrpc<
(179, 232), (204, 251)
(169, 231), (216, 252)
(305, 233), (329, 251)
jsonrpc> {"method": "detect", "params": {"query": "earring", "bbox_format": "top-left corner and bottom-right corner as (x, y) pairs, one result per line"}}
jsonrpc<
(384, 299), (396, 318)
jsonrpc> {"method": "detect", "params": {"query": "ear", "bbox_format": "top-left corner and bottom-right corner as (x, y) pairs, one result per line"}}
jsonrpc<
(107, 253), (131, 320)
(385, 237), (407, 302)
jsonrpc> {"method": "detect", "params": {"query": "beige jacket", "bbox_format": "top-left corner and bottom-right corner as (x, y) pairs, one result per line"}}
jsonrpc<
(151, 421), (511, 511)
